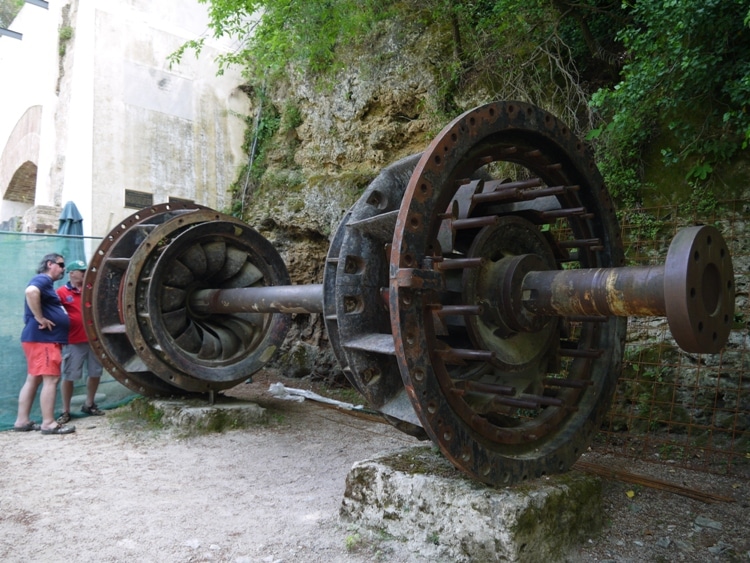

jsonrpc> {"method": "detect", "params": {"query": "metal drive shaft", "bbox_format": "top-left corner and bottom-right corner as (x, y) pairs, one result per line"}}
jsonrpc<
(190, 284), (325, 315)
(189, 226), (733, 355)
(520, 225), (734, 354)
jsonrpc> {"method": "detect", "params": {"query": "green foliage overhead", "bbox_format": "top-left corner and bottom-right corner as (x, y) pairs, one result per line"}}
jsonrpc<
(169, 0), (388, 80)
(179, 0), (624, 127)
(181, 0), (750, 214)
(589, 0), (750, 204)
(0, 0), (24, 28)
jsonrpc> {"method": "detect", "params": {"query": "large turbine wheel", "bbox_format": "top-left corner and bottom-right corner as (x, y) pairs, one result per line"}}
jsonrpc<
(83, 204), (291, 396)
(390, 101), (628, 484)
(324, 154), (428, 436)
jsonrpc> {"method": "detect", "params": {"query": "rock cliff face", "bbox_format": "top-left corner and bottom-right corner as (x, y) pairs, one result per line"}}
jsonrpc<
(239, 22), (455, 378)
(245, 22), (443, 239)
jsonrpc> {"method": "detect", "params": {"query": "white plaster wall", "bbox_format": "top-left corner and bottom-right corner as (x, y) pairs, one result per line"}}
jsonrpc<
(0, 0), (249, 237)
(82, 0), (249, 236)
(0, 1), (60, 223)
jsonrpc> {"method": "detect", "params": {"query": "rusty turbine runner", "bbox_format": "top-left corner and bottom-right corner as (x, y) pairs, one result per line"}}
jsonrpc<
(83, 101), (735, 486)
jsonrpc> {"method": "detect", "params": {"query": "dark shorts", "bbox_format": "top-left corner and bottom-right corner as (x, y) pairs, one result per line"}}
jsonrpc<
(22, 342), (63, 377)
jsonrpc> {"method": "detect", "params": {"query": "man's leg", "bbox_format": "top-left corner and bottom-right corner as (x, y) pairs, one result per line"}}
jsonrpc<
(59, 344), (83, 421)
(85, 376), (100, 407)
(14, 375), (42, 427)
(61, 379), (74, 415)
(82, 346), (105, 415)
(39, 375), (59, 429)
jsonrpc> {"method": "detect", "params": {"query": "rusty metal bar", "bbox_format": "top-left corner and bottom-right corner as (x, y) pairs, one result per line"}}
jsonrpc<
(522, 266), (667, 318)
(190, 284), (325, 315)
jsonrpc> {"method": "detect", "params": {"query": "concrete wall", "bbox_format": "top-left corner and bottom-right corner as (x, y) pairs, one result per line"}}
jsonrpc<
(0, 0), (249, 236)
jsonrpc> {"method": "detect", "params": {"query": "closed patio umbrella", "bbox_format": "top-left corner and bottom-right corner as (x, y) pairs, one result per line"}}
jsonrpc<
(57, 201), (86, 266)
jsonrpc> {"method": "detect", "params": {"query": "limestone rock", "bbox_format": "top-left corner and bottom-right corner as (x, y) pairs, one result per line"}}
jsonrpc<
(341, 445), (603, 562)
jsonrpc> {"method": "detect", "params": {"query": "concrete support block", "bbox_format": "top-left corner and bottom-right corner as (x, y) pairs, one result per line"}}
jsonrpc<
(152, 400), (268, 431)
(341, 445), (602, 562)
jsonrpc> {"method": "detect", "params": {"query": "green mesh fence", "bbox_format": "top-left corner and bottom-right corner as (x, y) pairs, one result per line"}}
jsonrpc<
(0, 232), (134, 430)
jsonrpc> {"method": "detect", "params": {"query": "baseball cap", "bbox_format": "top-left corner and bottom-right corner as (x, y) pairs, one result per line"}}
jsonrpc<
(67, 260), (87, 271)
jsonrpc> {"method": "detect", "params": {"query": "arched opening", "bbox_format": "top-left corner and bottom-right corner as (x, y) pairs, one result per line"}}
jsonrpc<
(1, 160), (36, 230)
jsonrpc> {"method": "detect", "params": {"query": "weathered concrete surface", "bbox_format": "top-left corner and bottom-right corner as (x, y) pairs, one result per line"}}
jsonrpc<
(152, 399), (268, 432)
(341, 445), (602, 562)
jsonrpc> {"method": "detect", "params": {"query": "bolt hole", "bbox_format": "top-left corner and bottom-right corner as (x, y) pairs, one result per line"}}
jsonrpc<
(713, 332), (718, 341)
(707, 235), (712, 245)
(344, 296), (363, 314)
(403, 253), (414, 266)
(409, 216), (420, 230)
(426, 401), (436, 413)
(694, 250), (700, 261)
(434, 155), (441, 165)
(414, 368), (425, 382)
(469, 117), (476, 127)
(366, 190), (387, 210)
(344, 255), (364, 275)
(690, 287), (696, 298)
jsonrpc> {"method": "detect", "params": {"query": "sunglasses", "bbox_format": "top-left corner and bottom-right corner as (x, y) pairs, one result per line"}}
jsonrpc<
(54, 262), (65, 268)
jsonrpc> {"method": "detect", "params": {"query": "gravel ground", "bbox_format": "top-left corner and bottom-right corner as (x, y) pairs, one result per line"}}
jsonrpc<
(1, 372), (747, 562)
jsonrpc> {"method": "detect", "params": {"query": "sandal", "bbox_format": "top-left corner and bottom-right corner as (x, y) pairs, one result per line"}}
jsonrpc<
(12, 421), (41, 432)
(57, 412), (71, 424)
(40, 424), (76, 435)
(81, 404), (105, 416)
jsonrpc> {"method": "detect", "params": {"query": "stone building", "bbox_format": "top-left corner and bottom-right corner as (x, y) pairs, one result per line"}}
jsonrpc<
(0, 0), (249, 236)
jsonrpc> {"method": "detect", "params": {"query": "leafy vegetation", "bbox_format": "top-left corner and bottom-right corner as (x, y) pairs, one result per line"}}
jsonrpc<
(0, 0), (23, 29)
(589, 0), (750, 206)
(182, 0), (750, 213)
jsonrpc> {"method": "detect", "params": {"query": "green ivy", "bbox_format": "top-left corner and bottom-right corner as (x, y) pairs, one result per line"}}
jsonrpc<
(590, 0), (750, 204)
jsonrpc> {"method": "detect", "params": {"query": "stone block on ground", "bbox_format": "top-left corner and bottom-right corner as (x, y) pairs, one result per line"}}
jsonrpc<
(152, 400), (268, 431)
(341, 445), (602, 562)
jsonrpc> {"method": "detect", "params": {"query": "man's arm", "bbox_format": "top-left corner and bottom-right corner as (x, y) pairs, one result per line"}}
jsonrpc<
(25, 285), (55, 330)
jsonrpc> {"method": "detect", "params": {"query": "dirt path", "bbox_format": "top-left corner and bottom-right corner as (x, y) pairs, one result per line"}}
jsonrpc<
(0, 378), (422, 563)
(1, 373), (747, 562)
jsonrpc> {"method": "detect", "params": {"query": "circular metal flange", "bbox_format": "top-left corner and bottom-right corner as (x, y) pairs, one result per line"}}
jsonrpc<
(390, 101), (627, 485)
(665, 225), (734, 353)
(83, 203), (210, 396)
(126, 214), (291, 387)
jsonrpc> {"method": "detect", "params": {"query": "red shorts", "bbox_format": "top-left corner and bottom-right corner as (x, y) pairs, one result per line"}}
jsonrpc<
(22, 342), (63, 377)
